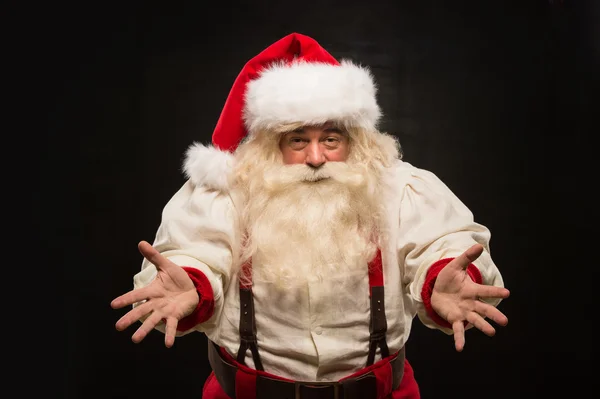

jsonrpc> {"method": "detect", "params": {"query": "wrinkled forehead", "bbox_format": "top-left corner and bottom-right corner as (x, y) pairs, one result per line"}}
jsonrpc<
(282, 120), (348, 133)
(306, 120), (345, 130)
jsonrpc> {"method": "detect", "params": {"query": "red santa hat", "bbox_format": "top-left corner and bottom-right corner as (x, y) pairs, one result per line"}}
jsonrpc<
(184, 32), (382, 190)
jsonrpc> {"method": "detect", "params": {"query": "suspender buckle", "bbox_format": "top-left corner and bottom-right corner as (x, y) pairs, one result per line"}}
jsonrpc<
(295, 381), (340, 399)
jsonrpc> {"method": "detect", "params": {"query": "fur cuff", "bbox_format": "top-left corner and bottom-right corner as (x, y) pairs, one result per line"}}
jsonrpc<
(183, 142), (234, 191)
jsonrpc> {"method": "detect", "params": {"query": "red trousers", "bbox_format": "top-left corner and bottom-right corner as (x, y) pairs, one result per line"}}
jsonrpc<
(202, 358), (420, 399)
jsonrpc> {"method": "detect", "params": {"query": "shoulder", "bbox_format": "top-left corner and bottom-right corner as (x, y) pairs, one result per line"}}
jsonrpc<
(386, 160), (455, 198)
(389, 160), (438, 185)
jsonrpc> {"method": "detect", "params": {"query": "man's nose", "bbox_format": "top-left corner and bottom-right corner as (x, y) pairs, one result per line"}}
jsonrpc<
(305, 142), (326, 168)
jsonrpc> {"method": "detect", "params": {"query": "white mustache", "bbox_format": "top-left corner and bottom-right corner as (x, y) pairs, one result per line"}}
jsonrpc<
(263, 162), (366, 192)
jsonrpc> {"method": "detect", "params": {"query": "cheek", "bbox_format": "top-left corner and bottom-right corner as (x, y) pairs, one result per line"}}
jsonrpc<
(327, 146), (349, 162)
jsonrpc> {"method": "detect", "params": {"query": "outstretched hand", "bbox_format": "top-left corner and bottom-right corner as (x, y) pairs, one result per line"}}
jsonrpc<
(430, 244), (510, 352)
(111, 241), (199, 348)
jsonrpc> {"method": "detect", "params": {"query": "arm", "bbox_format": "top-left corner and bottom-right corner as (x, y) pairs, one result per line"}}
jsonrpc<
(394, 162), (505, 335)
(132, 179), (237, 336)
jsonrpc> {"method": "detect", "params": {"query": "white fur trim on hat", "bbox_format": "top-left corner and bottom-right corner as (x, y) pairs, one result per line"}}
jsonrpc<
(183, 143), (234, 191)
(243, 60), (381, 133)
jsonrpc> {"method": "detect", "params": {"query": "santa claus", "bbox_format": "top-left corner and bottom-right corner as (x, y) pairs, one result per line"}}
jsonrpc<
(111, 33), (509, 399)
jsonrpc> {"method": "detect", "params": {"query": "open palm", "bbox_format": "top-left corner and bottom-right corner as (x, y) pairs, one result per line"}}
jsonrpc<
(111, 241), (199, 347)
(431, 244), (510, 352)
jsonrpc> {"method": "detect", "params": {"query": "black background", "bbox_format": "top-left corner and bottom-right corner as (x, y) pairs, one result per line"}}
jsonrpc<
(39, 0), (598, 397)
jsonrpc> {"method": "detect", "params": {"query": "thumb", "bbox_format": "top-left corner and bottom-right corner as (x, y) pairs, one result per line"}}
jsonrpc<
(450, 243), (484, 271)
(138, 240), (171, 270)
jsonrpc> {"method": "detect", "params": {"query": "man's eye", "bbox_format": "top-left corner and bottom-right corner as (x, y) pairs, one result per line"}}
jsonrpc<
(288, 138), (306, 149)
(323, 137), (341, 146)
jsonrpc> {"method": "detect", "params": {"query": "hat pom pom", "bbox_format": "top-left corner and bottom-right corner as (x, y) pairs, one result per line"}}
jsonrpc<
(183, 143), (234, 191)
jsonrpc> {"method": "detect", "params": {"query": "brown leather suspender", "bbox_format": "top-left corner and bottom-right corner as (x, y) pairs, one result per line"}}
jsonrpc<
(366, 249), (390, 366)
(236, 259), (264, 370)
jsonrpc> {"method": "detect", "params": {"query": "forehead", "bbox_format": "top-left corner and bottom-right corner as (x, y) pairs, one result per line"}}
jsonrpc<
(290, 121), (344, 132)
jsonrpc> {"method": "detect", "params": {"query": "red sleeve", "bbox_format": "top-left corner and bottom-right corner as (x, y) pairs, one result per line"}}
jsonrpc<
(176, 267), (215, 331)
(420, 257), (483, 329)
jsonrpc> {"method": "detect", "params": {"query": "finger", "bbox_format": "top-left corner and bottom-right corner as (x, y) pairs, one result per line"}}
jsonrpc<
(452, 320), (466, 352)
(466, 311), (496, 337)
(111, 286), (154, 309)
(132, 310), (163, 344)
(115, 300), (154, 331)
(474, 301), (508, 326)
(449, 244), (484, 271)
(164, 317), (178, 348)
(138, 241), (172, 270)
(474, 285), (510, 300)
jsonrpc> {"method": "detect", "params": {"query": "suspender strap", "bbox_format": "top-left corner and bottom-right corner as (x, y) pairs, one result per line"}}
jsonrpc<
(236, 261), (264, 371)
(366, 249), (389, 366)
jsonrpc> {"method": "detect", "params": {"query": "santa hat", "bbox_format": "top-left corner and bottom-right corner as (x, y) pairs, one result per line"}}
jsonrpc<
(184, 32), (382, 190)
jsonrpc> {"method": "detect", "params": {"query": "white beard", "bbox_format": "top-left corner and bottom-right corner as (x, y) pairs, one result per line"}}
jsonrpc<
(237, 161), (382, 290)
